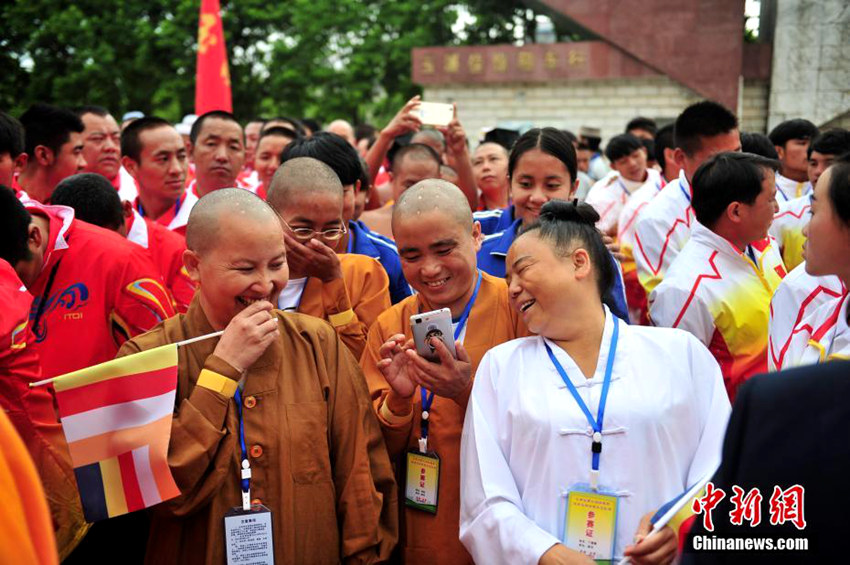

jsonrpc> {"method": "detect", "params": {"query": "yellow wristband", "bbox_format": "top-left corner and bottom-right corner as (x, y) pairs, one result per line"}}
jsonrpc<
(328, 309), (356, 328)
(196, 369), (239, 398)
(379, 398), (414, 425)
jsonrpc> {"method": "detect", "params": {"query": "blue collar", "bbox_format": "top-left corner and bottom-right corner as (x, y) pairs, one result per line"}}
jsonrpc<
(347, 220), (380, 258)
(489, 218), (521, 257)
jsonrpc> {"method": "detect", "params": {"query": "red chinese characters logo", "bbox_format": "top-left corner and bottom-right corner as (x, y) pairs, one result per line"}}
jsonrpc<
(729, 486), (763, 527)
(769, 485), (806, 530)
(691, 482), (726, 532)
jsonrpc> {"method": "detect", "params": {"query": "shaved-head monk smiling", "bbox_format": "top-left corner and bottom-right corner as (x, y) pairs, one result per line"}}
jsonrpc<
(361, 179), (528, 565)
(117, 188), (398, 564)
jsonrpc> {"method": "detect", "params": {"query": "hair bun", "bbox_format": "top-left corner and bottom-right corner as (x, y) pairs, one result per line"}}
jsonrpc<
(539, 199), (600, 226)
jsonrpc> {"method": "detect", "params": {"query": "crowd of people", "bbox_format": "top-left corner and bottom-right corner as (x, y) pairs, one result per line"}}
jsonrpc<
(0, 94), (848, 565)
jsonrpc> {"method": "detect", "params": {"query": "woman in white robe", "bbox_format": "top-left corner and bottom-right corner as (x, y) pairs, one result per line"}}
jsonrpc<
(460, 200), (731, 565)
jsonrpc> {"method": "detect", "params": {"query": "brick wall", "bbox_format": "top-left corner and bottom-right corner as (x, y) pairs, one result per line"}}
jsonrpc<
(424, 76), (770, 144)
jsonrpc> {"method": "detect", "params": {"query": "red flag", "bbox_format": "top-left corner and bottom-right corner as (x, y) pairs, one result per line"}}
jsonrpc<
(195, 0), (232, 114)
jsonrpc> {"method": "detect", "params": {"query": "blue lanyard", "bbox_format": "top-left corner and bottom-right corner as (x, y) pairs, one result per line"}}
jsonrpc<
(544, 317), (619, 490)
(678, 178), (691, 203)
(616, 178), (630, 197)
(746, 245), (757, 265)
(418, 270), (483, 450)
(233, 388), (251, 509)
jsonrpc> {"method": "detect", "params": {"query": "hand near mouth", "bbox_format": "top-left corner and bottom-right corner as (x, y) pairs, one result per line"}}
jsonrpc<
(284, 233), (343, 282)
(213, 300), (279, 373)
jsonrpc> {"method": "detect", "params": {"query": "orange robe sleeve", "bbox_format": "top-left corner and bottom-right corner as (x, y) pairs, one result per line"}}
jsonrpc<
(299, 254), (391, 360)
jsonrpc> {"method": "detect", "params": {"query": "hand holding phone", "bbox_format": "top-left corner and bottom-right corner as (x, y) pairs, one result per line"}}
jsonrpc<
(417, 102), (454, 127)
(410, 308), (457, 362)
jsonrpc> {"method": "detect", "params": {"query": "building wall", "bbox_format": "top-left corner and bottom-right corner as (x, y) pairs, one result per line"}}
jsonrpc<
(768, 0), (850, 129)
(424, 76), (770, 144)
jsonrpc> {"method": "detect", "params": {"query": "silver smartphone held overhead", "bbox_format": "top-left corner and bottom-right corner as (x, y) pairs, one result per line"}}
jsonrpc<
(417, 102), (454, 127)
(410, 308), (457, 362)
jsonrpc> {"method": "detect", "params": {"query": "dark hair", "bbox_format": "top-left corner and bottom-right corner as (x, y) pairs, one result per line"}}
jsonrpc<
(626, 116), (658, 136)
(827, 153), (850, 228)
(389, 142), (441, 173)
(51, 173), (125, 231)
(259, 126), (298, 144)
(262, 116), (305, 137)
(604, 133), (644, 163)
(508, 127), (577, 184)
(73, 105), (110, 118)
(121, 116), (175, 163)
(809, 129), (850, 159)
(768, 119), (819, 148)
(561, 129), (578, 145)
(518, 199), (614, 300)
(299, 118), (321, 135)
(20, 103), (85, 157)
(0, 111), (25, 157)
(674, 100), (738, 156)
(0, 187), (34, 265)
(691, 152), (780, 227)
(641, 138), (656, 162)
(190, 110), (241, 144)
(358, 157), (371, 193)
(281, 131), (362, 186)
(740, 132), (779, 159)
(576, 142), (591, 152)
(355, 123), (376, 143)
(654, 124), (675, 170)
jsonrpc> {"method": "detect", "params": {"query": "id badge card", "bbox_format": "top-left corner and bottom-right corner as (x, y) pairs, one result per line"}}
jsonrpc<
(224, 504), (275, 565)
(405, 449), (441, 514)
(563, 485), (619, 563)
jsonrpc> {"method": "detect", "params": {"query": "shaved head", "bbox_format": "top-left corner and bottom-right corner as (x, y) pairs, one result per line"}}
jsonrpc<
(327, 119), (355, 145)
(393, 179), (473, 232)
(266, 156), (343, 212)
(186, 188), (281, 255)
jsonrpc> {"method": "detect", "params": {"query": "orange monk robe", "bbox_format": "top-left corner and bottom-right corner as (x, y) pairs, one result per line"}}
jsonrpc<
(297, 253), (390, 360)
(118, 298), (398, 565)
(0, 408), (59, 565)
(361, 271), (529, 564)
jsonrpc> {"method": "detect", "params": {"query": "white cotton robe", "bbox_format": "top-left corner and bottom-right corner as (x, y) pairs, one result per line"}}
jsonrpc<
(459, 308), (731, 564)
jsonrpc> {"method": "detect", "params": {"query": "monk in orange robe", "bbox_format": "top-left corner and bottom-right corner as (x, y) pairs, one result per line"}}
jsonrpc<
(361, 179), (529, 564)
(266, 157), (390, 359)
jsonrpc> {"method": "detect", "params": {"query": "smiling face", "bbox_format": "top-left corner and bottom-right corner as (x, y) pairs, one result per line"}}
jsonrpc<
(510, 148), (577, 226)
(805, 168), (850, 281)
(506, 232), (588, 338)
(277, 191), (346, 250)
(81, 113), (121, 180)
(185, 212), (288, 330)
(191, 117), (245, 196)
(395, 210), (481, 317)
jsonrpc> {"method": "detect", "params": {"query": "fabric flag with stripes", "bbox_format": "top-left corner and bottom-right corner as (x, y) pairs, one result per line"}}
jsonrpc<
(650, 473), (714, 550)
(53, 344), (181, 522)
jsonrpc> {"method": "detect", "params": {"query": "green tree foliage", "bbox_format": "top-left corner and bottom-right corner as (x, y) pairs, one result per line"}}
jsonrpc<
(0, 0), (564, 125)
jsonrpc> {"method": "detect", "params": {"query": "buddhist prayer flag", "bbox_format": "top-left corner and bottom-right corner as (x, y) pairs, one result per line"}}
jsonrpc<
(53, 344), (181, 522)
(195, 0), (232, 114)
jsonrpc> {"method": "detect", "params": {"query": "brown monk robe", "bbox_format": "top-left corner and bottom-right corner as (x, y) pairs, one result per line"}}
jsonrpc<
(267, 157), (390, 359)
(360, 180), (528, 564)
(295, 253), (390, 360)
(118, 188), (397, 564)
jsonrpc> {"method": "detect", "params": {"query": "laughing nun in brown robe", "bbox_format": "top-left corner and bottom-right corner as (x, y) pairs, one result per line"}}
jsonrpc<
(118, 188), (398, 564)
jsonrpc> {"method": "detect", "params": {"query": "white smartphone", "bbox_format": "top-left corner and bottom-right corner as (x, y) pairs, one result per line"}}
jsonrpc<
(417, 102), (454, 127)
(410, 308), (457, 362)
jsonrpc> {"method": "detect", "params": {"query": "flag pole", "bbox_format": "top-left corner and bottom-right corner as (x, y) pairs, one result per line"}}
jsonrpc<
(28, 330), (225, 388)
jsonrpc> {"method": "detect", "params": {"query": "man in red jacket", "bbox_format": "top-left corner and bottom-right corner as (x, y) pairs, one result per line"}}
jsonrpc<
(0, 188), (176, 380)
(50, 173), (197, 312)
